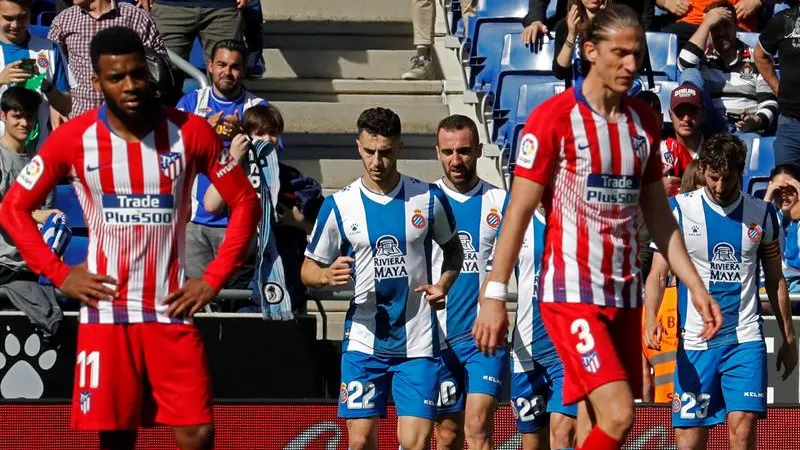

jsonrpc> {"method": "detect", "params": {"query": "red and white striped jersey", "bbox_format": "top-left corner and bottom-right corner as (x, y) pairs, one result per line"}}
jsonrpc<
(514, 85), (662, 308)
(0, 106), (260, 324)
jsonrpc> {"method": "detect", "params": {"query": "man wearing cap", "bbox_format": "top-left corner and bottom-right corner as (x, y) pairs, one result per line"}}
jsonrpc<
(662, 84), (705, 196)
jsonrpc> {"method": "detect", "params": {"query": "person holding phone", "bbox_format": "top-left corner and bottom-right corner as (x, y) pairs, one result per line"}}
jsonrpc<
(0, 0), (73, 149)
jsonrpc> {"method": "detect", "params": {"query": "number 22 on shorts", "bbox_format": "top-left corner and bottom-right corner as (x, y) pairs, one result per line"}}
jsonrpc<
(77, 350), (100, 388)
(571, 318), (596, 353)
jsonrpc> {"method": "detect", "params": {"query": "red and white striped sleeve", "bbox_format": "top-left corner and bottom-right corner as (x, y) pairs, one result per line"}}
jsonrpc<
(513, 95), (562, 186)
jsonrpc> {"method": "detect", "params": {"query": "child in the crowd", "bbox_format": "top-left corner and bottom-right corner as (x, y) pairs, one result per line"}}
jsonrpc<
(679, 159), (704, 193)
(764, 163), (800, 294)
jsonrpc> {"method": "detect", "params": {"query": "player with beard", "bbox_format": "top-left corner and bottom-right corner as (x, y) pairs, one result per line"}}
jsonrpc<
(176, 39), (265, 288)
(429, 115), (507, 450)
(0, 27), (260, 450)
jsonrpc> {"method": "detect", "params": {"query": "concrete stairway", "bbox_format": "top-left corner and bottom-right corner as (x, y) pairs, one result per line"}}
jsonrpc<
(245, 0), (452, 194)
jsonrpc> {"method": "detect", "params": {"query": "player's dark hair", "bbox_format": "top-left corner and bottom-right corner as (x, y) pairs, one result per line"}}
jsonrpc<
(635, 90), (661, 113)
(770, 163), (800, 182)
(1, 0), (32, 10)
(357, 107), (401, 139)
(698, 133), (747, 175)
(211, 39), (246, 61)
(1, 86), (41, 117)
(680, 160), (705, 193)
(583, 4), (644, 44)
(90, 26), (146, 74)
(436, 114), (480, 148)
(243, 104), (285, 137)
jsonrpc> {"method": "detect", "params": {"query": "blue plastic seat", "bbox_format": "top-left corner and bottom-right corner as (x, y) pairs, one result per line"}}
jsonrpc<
(494, 77), (562, 148)
(55, 184), (85, 229)
(189, 37), (206, 72)
(466, 0), (528, 67)
(741, 134), (775, 196)
(650, 80), (678, 123)
(63, 236), (88, 267)
(28, 25), (49, 39)
(646, 32), (679, 81)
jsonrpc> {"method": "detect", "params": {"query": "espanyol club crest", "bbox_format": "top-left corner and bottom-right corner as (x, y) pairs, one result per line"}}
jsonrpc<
(672, 394), (682, 413)
(486, 208), (501, 229)
(631, 135), (648, 160)
(411, 209), (427, 229)
(339, 383), (348, 403)
(159, 152), (183, 180)
(36, 52), (48, 69)
(747, 223), (763, 242)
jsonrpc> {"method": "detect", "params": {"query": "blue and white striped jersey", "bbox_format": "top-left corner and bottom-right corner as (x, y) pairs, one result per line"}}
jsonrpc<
(510, 211), (558, 372)
(305, 175), (457, 358)
(670, 189), (780, 350)
(432, 179), (507, 345)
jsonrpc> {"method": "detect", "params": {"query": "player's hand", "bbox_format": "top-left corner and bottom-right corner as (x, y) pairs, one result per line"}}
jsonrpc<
(0, 61), (30, 86)
(164, 278), (217, 318)
(415, 284), (446, 310)
(31, 208), (64, 224)
(473, 296), (509, 356)
(643, 314), (664, 350)
(663, 0), (690, 17)
(777, 338), (798, 381)
(734, 0), (761, 21)
(566, 4), (581, 40)
(59, 264), (118, 309)
(321, 256), (354, 287)
(689, 288), (723, 341)
(522, 21), (548, 50)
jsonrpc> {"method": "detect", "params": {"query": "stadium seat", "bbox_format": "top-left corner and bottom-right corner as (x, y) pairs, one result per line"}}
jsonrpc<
(189, 37), (206, 72)
(465, 0), (528, 79)
(646, 32), (679, 81)
(740, 133), (775, 196)
(63, 236), (88, 267)
(472, 32), (555, 98)
(495, 79), (563, 156)
(737, 32), (759, 49)
(55, 184), (85, 229)
(28, 25), (49, 39)
(651, 80), (677, 123)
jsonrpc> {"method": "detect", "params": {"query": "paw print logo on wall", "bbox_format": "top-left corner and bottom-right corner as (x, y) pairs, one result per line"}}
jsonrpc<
(0, 328), (57, 399)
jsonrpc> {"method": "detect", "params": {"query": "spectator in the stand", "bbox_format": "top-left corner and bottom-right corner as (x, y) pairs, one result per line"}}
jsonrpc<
(755, 1), (800, 166)
(177, 39), (263, 289)
(661, 0), (762, 49)
(145, 0), (245, 62)
(663, 84), (704, 185)
(48, 0), (168, 117)
(522, 0), (655, 44)
(404, 0), (434, 80)
(678, 1), (777, 136)
(764, 164), (800, 295)
(0, 88), (66, 339)
(552, 0), (609, 88)
(0, 0), (72, 146)
(242, 0), (264, 78)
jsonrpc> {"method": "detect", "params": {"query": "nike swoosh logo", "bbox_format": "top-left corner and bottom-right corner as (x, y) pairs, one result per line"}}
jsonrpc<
(86, 165), (106, 172)
(578, 143), (590, 151)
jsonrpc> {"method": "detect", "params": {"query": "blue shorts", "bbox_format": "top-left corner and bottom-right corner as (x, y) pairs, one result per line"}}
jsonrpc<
(339, 351), (439, 420)
(511, 360), (578, 433)
(436, 338), (508, 415)
(672, 341), (767, 428)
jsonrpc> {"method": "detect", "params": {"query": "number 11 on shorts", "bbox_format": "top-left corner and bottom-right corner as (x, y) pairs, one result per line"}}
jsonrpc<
(77, 350), (100, 388)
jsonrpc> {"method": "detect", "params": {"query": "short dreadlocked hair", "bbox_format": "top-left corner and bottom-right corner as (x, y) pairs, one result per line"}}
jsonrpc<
(698, 133), (746, 176)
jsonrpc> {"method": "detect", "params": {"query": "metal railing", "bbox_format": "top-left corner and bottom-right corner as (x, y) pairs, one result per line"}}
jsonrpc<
(166, 48), (208, 90)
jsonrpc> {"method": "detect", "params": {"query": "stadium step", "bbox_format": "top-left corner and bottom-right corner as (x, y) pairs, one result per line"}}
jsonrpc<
(244, 79), (444, 103)
(259, 49), (442, 80)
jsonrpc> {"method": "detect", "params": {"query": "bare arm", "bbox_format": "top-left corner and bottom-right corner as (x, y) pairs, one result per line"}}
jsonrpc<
(43, 87), (71, 117)
(642, 353), (654, 402)
(640, 182), (722, 340)
(755, 43), (780, 96)
(761, 240), (798, 380)
(301, 256), (354, 290)
(644, 251), (670, 350)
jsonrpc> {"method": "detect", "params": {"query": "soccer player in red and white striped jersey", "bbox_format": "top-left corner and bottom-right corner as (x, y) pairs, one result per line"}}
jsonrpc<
(474, 6), (722, 450)
(0, 27), (260, 450)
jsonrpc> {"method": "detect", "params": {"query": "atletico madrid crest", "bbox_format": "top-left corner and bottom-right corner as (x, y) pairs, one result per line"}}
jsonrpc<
(631, 135), (648, 160)
(581, 350), (601, 374)
(411, 209), (427, 229)
(160, 152), (183, 180)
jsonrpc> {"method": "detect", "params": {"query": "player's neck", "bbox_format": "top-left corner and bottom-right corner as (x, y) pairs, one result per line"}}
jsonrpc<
(0, 32), (23, 46)
(704, 186), (740, 207)
(105, 109), (155, 141)
(581, 75), (625, 121)
(361, 172), (401, 195)
(442, 176), (479, 193)
(211, 84), (242, 101)
(0, 133), (24, 155)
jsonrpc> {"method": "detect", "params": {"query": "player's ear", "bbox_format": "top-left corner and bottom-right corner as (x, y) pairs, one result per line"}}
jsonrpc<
(91, 72), (101, 94)
(476, 143), (483, 159)
(583, 40), (598, 64)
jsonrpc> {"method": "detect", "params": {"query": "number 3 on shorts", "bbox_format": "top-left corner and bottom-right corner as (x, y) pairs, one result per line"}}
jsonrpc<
(570, 318), (595, 354)
(77, 350), (100, 389)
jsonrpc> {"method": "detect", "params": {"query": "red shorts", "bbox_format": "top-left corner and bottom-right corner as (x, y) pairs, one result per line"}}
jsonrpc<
(71, 322), (213, 430)
(539, 302), (643, 405)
